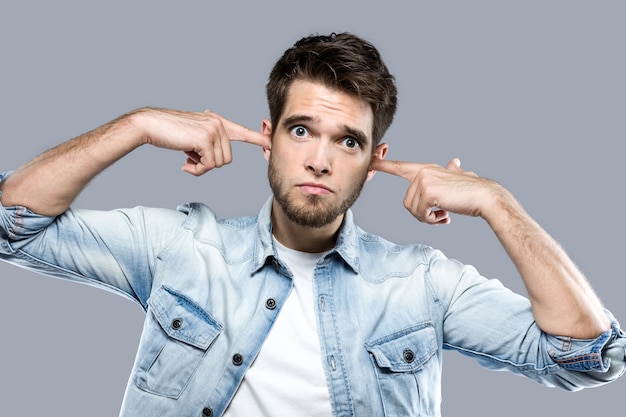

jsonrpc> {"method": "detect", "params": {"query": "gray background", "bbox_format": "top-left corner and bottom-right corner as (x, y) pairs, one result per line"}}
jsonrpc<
(1, 0), (624, 415)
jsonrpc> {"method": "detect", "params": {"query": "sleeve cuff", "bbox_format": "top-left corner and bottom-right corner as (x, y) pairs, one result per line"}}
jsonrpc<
(0, 171), (57, 246)
(548, 310), (626, 375)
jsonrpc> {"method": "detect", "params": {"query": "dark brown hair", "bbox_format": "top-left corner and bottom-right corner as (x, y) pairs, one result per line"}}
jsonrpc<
(266, 32), (398, 145)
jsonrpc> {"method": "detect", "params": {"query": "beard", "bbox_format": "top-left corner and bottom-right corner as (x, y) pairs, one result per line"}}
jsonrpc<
(268, 158), (368, 228)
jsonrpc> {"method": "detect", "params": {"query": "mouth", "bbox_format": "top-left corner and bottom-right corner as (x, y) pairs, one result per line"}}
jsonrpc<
(297, 182), (332, 196)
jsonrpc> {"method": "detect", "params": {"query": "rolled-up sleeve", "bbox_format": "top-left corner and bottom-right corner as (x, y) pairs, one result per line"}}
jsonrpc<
(0, 171), (186, 309)
(431, 252), (626, 391)
(0, 172), (58, 242)
(544, 315), (626, 390)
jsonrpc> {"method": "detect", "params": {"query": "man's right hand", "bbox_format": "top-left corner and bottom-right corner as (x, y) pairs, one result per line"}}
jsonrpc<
(133, 108), (271, 176)
(0, 107), (271, 216)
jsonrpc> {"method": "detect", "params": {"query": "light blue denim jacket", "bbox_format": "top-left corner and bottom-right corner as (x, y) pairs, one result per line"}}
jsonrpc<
(1, 172), (625, 417)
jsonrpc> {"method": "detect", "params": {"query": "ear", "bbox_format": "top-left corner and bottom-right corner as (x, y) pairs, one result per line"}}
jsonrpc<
(261, 118), (272, 162)
(366, 143), (389, 182)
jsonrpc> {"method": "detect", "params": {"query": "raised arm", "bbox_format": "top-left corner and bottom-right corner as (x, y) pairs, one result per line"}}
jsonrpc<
(371, 156), (610, 339)
(0, 107), (270, 216)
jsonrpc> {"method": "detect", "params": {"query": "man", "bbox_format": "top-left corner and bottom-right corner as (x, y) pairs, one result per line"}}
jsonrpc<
(0, 32), (624, 417)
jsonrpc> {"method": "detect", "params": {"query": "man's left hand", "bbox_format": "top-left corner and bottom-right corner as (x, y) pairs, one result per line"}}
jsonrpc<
(371, 157), (501, 225)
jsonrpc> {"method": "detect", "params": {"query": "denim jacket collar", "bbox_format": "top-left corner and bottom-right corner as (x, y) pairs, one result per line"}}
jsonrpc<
(251, 196), (360, 275)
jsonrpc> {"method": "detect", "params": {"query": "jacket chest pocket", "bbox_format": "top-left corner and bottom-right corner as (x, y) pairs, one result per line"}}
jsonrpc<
(133, 286), (223, 399)
(365, 323), (439, 417)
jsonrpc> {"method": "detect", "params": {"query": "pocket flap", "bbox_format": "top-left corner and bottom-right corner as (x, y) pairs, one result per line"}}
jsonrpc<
(366, 323), (438, 372)
(148, 286), (223, 350)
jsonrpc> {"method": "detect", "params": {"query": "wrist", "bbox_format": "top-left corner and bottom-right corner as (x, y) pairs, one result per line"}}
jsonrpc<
(480, 183), (524, 228)
(122, 108), (156, 148)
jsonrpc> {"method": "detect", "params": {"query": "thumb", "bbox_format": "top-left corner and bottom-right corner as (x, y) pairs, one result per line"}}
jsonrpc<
(446, 158), (461, 171)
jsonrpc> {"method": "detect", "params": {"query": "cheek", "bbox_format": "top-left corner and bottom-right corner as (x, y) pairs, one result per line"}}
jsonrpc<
(339, 160), (371, 182)
(269, 148), (293, 167)
(268, 147), (301, 176)
(350, 157), (372, 174)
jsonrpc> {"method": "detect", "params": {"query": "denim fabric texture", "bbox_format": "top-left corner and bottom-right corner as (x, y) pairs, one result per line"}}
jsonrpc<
(1, 171), (625, 417)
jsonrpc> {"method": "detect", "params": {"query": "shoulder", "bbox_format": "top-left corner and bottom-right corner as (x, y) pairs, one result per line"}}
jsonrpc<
(354, 226), (448, 282)
(176, 203), (258, 233)
(175, 203), (260, 256)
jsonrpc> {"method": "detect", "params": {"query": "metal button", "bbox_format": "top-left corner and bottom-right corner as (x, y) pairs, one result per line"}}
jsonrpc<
(172, 318), (183, 330)
(403, 349), (415, 363)
(232, 353), (244, 366)
(265, 298), (277, 310)
(202, 407), (213, 417)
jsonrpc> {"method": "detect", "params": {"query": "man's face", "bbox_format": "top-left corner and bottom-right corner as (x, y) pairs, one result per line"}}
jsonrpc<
(263, 80), (386, 228)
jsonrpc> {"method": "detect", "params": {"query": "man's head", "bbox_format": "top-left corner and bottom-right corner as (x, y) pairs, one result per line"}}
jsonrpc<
(264, 80), (377, 231)
(261, 33), (396, 239)
(266, 32), (397, 146)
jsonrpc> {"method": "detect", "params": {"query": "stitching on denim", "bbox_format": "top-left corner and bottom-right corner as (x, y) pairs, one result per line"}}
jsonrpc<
(561, 337), (572, 352)
(443, 342), (558, 373)
(554, 352), (599, 365)
(10, 246), (142, 307)
(9, 206), (24, 240)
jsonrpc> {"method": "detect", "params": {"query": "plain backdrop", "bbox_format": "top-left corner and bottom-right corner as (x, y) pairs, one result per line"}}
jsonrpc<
(1, 1), (624, 415)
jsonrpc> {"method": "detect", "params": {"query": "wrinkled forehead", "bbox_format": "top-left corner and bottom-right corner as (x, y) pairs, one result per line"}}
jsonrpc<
(281, 79), (374, 142)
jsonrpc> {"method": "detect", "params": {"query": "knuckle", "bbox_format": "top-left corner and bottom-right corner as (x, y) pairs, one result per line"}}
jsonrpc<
(206, 122), (221, 135)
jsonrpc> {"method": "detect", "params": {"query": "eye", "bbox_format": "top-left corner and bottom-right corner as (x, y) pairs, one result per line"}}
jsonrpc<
(290, 125), (309, 138)
(341, 137), (361, 149)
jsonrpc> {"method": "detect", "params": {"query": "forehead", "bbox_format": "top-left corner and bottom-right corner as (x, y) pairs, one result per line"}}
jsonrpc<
(281, 80), (373, 140)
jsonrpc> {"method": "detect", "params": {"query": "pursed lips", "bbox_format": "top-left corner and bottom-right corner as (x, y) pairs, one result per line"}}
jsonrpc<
(297, 182), (333, 195)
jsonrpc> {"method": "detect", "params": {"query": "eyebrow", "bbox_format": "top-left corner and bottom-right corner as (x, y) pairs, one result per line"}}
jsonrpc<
(281, 114), (371, 146)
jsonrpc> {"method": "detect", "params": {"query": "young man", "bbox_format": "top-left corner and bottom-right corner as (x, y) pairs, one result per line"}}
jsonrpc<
(0, 33), (624, 417)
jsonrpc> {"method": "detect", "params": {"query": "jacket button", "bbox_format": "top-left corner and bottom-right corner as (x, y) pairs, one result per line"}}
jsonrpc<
(232, 353), (244, 366)
(202, 407), (213, 417)
(403, 349), (415, 363)
(265, 298), (277, 310)
(172, 318), (183, 330)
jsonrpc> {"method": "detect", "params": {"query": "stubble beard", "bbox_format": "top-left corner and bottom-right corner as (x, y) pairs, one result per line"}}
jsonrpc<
(268, 159), (368, 228)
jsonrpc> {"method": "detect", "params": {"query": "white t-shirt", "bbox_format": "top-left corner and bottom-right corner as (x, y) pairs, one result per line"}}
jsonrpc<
(223, 238), (333, 417)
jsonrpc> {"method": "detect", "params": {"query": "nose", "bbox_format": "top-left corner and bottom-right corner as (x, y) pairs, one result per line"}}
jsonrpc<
(305, 141), (332, 175)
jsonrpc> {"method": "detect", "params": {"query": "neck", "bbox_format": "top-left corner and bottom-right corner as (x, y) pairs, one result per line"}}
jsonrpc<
(270, 200), (343, 253)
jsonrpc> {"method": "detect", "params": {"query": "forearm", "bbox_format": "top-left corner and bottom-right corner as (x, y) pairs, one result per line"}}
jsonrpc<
(372, 156), (613, 338)
(0, 111), (145, 216)
(0, 107), (269, 216)
(484, 186), (610, 338)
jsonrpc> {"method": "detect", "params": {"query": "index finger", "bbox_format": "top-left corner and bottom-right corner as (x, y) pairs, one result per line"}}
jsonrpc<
(371, 158), (428, 181)
(221, 117), (271, 149)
